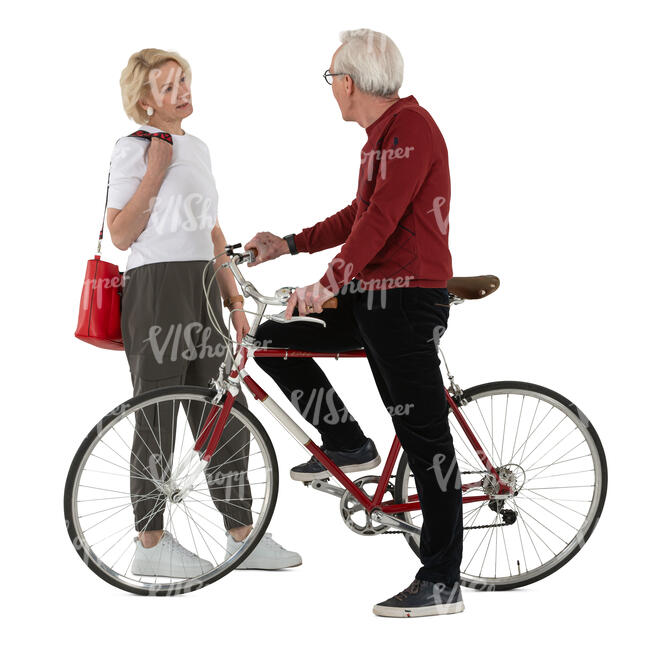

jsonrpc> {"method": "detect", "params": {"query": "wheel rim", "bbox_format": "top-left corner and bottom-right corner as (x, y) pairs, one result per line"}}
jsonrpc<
(397, 386), (605, 588)
(68, 391), (275, 594)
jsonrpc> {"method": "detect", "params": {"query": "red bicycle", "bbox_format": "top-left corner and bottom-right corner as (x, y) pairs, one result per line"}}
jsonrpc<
(64, 245), (607, 595)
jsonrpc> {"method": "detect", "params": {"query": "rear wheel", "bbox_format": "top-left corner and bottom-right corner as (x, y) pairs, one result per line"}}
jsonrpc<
(394, 381), (607, 590)
(64, 386), (278, 596)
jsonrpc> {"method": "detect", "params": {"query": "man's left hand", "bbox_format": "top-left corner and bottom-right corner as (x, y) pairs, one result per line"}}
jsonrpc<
(285, 281), (335, 319)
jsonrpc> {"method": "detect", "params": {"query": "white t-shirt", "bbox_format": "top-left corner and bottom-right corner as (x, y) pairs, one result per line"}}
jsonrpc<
(107, 123), (218, 271)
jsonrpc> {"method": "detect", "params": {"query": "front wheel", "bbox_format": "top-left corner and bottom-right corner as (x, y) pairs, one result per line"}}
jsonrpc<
(64, 386), (278, 596)
(394, 381), (607, 591)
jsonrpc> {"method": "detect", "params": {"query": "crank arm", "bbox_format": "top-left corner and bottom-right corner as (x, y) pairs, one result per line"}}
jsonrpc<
(370, 511), (422, 536)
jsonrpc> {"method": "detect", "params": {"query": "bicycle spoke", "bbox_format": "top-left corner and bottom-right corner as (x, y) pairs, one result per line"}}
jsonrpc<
(515, 491), (582, 530)
(450, 418), (485, 472)
(396, 385), (605, 589)
(67, 390), (277, 594)
(516, 413), (568, 468)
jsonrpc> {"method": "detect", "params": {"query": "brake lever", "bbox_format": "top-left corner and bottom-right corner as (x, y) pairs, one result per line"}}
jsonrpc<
(267, 311), (327, 327)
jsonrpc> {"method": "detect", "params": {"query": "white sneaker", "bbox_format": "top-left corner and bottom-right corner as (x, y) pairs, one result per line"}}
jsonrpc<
(225, 532), (302, 570)
(132, 531), (214, 578)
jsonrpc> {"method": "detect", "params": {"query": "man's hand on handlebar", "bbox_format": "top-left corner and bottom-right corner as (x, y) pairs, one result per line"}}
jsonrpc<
(285, 281), (335, 319)
(244, 232), (289, 266)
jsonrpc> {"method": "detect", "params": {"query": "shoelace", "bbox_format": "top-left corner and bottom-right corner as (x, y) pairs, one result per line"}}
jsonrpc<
(160, 533), (202, 559)
(232, 532), (287, 551)
(395, 579), (422, 601)
(260, 533), (287, 550)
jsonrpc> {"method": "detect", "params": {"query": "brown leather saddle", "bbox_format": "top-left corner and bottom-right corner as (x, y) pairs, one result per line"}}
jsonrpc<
(447, 275), (500, 300)
(322, 275), (500, 309)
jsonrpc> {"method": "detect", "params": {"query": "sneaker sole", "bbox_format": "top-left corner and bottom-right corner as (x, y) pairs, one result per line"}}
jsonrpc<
(289, 455), (381, 482)
(372, 601), (465, 618)
(236, 559), (303, 570)
(131, 566), (209, 579)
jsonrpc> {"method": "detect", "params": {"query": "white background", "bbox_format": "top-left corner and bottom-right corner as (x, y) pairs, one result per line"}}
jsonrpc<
(2, 0), (648, 646)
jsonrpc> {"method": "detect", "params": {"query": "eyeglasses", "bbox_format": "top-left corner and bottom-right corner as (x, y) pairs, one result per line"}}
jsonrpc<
(323, 68), (351, 85)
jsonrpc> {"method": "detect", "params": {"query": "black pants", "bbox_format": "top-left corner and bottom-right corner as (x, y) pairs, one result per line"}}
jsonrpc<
(254, 280), (463, 585)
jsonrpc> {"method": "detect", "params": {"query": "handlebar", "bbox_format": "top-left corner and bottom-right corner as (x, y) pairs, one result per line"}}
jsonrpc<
(227, 244), (338, 309)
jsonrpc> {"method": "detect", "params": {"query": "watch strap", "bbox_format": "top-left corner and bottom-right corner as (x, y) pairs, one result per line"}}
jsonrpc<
(283, 233), (298, 255)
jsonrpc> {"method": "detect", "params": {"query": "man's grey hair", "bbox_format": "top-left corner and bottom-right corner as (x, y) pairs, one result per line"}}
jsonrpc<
(333, 29), (404, 98)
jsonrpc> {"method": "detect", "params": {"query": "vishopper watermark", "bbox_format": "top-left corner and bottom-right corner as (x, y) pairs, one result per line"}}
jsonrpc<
(363, 29), (390, 55)
(143, 322), (228, 364)
(322, 258), (414, 309)
(143, 454), (249, 501)
(80, 274), (123, 310)
(290, 387), (414, 425)
(205, 468), (249, 500)
(143, 192), (216, 234)
(341, 274), (415, 310)
(427, 196), (450, 235)
(290, 387), (357, 426)
(427, 325), (448, 352)
(93, 400), (131, 437)
(426, 452), (463, 492)
(361, 144), (415, 181)
(142, 322), (272, 365)
(146, 65), (189, 108)
(385, 401), (415, 417)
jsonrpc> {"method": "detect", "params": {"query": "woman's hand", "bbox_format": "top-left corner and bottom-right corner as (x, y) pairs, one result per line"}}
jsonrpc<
(146, 137), (173, 178)
(230, 304), (250, 343)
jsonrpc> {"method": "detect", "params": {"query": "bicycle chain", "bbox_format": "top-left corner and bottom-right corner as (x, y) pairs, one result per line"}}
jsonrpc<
(463, 521), (514, 530)
(380, 471), (515, 534)
(380, 520), (513, 534)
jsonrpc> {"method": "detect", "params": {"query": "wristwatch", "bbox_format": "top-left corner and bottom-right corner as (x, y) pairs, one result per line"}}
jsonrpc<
(283, 233), (298, 255)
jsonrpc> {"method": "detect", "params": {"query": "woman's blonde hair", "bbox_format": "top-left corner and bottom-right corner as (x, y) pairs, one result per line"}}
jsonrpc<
(119, 48), (192, 123)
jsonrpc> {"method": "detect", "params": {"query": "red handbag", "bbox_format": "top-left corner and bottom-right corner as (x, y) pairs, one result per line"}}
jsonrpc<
(74, 130), (173, 350)
(75, 254), (125, 350)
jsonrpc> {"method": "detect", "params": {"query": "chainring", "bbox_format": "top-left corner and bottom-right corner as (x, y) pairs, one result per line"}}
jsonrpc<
(339, 475), (395, 536)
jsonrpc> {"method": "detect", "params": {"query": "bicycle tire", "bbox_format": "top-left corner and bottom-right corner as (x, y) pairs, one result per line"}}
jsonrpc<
(64, 385), (279, 596)
(394, 380), (608, 591)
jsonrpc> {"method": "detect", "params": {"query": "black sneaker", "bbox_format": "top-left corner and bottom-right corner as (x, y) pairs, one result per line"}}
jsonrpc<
(373, 579), (465, 618)
(289, 439), (381, 481)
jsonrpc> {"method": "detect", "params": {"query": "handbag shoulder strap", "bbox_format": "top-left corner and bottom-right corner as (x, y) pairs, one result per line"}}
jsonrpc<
(96, 130), (173, 254)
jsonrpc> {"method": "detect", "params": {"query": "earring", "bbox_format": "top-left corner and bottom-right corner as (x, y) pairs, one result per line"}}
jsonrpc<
(146, 107), (154, 116)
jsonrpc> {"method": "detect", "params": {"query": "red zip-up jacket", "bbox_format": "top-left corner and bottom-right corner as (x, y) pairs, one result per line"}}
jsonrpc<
(294, 95), (453, 293)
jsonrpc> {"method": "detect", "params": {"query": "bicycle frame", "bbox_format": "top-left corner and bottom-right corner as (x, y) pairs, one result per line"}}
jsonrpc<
(172, 250), (513, 516)
(176, 346), (513, 513)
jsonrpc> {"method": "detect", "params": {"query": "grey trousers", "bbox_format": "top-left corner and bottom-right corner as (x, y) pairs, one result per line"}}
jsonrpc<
(121, 260), (253, 532)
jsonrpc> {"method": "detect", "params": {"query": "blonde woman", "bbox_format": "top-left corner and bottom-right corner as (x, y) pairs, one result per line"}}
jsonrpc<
(107, 48), (300, 576)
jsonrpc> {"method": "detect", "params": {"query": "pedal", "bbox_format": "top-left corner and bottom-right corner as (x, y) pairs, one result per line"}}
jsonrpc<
(302, 477), (329, 486)
(309, 478), (345, 498)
